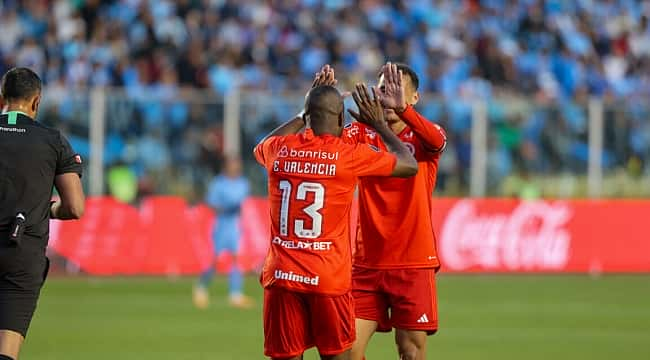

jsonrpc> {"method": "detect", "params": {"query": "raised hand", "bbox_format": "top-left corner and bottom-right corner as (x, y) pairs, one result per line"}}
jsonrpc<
(378, 62), (407, 113)
(311, 64), (337, 88)
(348, 83), (387, 130)
(310, 64), (353, 98)
(349, 83), (418, 177)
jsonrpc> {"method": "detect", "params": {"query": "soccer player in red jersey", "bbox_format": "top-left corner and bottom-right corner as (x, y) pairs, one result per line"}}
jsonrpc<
(254, 66), (418, 360)
(344, 62), (448, 360)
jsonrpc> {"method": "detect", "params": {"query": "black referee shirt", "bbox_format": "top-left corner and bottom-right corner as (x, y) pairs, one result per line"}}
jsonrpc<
(0, 111), (83, 251)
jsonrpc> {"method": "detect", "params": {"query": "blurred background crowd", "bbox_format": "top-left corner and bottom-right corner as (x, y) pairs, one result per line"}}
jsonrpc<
(1, 0), (649, 201)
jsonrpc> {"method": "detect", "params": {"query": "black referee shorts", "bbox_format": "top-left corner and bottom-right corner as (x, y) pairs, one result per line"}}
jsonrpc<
(0, 244), (50, 338)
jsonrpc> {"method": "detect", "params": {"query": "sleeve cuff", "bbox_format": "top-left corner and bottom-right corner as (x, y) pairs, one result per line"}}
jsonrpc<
(397, 104), (414, 117)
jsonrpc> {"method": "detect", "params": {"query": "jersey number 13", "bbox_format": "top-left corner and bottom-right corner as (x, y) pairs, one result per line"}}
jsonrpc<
(278, 180), (324, 239)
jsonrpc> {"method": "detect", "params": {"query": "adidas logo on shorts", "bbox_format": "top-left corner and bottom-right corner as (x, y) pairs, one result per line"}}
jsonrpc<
(416, 314), (429, 323)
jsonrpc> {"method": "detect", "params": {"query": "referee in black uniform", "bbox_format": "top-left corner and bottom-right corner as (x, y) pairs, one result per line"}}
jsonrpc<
(0, 68), (85, 360)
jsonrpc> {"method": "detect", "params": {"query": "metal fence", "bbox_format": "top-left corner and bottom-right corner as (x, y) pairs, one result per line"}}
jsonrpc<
(36, 87), (650, 201)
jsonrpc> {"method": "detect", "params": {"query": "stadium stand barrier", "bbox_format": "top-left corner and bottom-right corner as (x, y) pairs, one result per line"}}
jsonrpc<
(38, 87), (650, 201)
(37, 86), (649, 274)
(49, 196), (650, 275)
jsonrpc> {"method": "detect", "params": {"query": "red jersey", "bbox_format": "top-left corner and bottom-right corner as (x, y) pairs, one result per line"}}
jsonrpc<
(342, 105), (447, 269)
(254, 128), (397, 295)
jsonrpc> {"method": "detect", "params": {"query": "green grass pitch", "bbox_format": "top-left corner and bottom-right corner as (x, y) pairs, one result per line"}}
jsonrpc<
(20, 275), (650, 360)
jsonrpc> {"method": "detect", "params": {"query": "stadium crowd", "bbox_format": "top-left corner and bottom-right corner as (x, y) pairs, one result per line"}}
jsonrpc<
(1, 0), (649, 199)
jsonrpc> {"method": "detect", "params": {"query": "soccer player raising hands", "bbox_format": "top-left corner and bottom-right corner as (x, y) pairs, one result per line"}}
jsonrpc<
(344, 62), (448, 360)
(253, 66), (416, 360)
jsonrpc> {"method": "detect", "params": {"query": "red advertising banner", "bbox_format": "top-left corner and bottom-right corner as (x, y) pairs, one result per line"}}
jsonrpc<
(49, 197), (650, 275)
(432, 199), (650, 273)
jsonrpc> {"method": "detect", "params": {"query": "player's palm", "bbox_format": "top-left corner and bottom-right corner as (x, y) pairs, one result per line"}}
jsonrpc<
(310, 64), (352, 98)
(379, 84), (405, 110)
(349, 84), (386, 129)
(379, 63), (407, 112)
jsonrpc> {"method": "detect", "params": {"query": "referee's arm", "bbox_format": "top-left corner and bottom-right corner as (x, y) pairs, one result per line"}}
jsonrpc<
(50, 174), (84, 220)
(49, 132), (85, 220)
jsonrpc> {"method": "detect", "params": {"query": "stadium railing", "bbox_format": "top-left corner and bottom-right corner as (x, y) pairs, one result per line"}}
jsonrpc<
(37, 87), (650, 201)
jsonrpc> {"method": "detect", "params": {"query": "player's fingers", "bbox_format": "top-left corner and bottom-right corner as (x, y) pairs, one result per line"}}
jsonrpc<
(351, 89), (363, 107)
(372, 86), (384, 108)
(360, 83), (372, 103)
(328, 70), (336, 85)
(383, 63), (390, 85)
(371, 86), (379, 102)
(355, 84), (367, 103)
(397, 70), (403, 87)
(351, 90), (359, 105)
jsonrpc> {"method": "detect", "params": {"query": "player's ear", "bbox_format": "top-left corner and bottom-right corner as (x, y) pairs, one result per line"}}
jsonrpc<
(411, 91), (420, 106)
(32, 94), (41, 113)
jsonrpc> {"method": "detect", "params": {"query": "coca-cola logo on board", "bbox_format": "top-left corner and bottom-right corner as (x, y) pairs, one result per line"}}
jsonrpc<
(440, 200), (572, 271)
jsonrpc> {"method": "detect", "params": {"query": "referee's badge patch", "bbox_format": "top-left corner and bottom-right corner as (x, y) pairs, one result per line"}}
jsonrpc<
(74, 155), (82, 164)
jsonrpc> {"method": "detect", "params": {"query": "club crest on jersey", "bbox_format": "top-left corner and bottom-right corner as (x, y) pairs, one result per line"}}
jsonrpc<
(405, 142), (415, 155)
(74, 154), (82, 164)
(278, 146), (289, 158)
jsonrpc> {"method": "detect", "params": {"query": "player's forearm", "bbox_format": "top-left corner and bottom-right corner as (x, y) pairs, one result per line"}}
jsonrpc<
(259, 116), (304, 143)
(50, 200), (84, 220)
(398, 105), (447, 152)
(375, 124), (418, 175)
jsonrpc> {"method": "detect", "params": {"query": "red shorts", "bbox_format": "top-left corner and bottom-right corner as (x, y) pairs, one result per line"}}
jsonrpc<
(263, 286), (355, 358)
(352, 267), (438, 334)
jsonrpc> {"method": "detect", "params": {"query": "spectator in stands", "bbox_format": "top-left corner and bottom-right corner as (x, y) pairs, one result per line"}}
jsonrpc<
(1, 0), (648, 198)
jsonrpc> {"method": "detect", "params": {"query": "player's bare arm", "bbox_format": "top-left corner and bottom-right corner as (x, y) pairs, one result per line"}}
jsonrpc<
(380, 62), (446, 152)
(256, 64), (340, 144)
(348, 83), (417, 177)
(50, 173), (85, 220)
(257, 116), (306, 145)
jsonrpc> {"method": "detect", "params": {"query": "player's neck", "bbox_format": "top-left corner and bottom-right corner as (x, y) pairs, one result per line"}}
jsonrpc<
(2, 103), (35, 119)
(388, 120), (407, 135)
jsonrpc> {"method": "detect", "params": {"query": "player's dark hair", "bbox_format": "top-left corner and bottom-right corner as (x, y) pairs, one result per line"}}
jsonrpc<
(1, 67), (42, 101)
(305, 85), (344, 135)
(379, 63), (419, 91)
